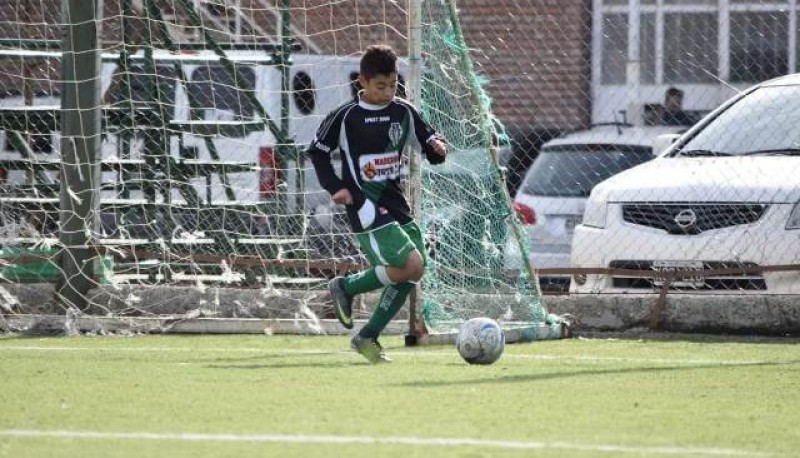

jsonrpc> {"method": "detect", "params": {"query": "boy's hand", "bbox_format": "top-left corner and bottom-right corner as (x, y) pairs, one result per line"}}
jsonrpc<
(429, 138), (447, 157)
(331, 188), (353, 205)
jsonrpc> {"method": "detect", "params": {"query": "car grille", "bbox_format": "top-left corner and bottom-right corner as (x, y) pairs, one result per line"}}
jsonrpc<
(622, 203), (768, 235)
(609, 260), (766, 290)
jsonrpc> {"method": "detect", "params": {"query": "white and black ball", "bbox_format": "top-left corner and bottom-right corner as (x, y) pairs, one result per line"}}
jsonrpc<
(456, 317), (505, 365)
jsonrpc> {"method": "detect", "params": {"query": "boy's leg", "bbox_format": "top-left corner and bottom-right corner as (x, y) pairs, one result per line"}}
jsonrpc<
(351, 222), (424, 363)
(358, 281), (414, 340)
(342, 265), (393, 296)
(328, 278), (355, 329)
(351, 281), (414, 363)
(329, 265), (393, 330)
(359, 222), (425, 339)
(329, 223), (411, 329)
(347, 221), (426, 295)
(399, 221), (427, 265)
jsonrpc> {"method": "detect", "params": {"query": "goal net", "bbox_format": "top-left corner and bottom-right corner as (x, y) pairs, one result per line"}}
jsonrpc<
(0, 0), (569, 339)
(414, 0), (567, 342)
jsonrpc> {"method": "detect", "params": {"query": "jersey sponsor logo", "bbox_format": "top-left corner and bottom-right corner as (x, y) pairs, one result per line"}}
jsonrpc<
(364, 116), (390, 124)
(359, 152), (401, 182)
(363, 162), (377, 179)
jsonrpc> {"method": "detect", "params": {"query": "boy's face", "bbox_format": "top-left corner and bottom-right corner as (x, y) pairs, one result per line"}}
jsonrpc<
(665, 93), (683, 112)
(358, 72), (398, 105)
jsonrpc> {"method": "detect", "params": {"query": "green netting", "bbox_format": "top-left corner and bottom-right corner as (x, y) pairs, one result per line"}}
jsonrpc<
(418, 0), (566, 341)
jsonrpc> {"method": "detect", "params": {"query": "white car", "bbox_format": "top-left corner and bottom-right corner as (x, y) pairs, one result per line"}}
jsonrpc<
(504, 124), (685, 290)
(571, 73), (800, 294)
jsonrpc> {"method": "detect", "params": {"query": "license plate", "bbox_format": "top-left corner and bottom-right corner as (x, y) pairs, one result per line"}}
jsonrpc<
(652, 260), (705, 287)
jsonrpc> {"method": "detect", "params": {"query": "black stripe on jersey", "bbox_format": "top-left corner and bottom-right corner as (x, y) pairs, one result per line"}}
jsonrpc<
(339, 105), (363, 190)
(316, 101), (358, 143)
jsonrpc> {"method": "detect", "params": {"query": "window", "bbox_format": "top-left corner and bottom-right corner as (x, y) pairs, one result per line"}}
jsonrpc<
(664, 13), (718, 84)
(665, 0), (715, 4)
(3, 131), (52, 154)
(292, 71), (316, 115)
(598, 2), (797, 85)
(678, 85), (800, 155)
(601, 13), (628, 84)
(30, 134), (52, 153)
(109, 64), (177, 110)
(205, 3), (226, 16)
(730, 12), (788, 83)
(640, 13), (656, 84)
(522, 146), (653, 197)
(600, 11), (655, 84)
(189, 65), (256, 119)
(604, 0), (656, 4)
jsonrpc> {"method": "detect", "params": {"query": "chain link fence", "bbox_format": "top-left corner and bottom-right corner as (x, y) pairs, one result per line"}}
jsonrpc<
(0, 1), (798, 328)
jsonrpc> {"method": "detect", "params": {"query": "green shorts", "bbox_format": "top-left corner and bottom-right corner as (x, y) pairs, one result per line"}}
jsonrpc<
(355, 221), (426, 268)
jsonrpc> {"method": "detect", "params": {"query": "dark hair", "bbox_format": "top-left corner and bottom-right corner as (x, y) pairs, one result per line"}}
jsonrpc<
(360, 44), (397, 80)
(665, 87), (683, 99)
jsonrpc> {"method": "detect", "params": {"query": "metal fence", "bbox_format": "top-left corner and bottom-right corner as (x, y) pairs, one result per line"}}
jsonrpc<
(0, 0), (798, 325)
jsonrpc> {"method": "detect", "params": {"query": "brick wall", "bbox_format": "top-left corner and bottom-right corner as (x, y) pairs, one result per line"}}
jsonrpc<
(288, 0), (592, 132)
(458, 0), (592, 132)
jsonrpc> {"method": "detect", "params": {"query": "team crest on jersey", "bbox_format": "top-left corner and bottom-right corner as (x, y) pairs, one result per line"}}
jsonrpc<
(388, 122), (403, 148)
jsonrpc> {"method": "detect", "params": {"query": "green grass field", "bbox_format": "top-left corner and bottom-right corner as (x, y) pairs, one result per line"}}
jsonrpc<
(1, 332), (799, 457)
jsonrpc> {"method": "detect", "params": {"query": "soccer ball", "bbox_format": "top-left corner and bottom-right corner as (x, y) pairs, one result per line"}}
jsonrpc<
(456, 317), (505, 365)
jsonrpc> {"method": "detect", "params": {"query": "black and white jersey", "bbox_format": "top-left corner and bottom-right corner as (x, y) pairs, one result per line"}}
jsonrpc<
(307, 96), (445, 233)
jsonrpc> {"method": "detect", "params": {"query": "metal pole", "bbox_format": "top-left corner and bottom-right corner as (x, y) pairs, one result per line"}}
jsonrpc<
(405, 0), (423, 346)
(57, 0), (103, 309)
(119, 0), (135, 200)
(235, 0), (242, 41)
(277, 0), (295, 231)
(627, 0), (642, 125)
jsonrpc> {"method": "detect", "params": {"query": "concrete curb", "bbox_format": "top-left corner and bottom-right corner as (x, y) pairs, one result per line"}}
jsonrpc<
(1, 284), (799, 335)
(544, 294), (800, 335)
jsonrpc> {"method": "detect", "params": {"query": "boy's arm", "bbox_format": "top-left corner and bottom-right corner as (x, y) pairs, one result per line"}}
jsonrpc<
(306, 109), (346, 195)
(307, 109), (367, 208)
(308, 148), (344, 195)
(408, 103), (447, 164)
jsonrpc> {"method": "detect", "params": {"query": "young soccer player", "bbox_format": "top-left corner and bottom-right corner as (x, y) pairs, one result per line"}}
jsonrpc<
(306, 44), (447, 363)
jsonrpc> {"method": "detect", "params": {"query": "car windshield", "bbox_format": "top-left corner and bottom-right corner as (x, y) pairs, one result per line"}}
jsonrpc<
(520, 146), (652, 197)
(675, 85), (800, 156)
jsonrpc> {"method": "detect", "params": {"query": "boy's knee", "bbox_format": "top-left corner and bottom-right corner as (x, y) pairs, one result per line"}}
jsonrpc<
(405, 250), (425, 282)
(386, 250), (425, 284)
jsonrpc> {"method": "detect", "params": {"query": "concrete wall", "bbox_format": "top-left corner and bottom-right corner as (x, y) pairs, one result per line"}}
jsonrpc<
(2, 283), (799, 336)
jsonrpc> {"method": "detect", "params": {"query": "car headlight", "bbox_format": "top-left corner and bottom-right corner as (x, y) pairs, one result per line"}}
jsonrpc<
(787, 202), (800, 230)
(582, 201), (607, 229)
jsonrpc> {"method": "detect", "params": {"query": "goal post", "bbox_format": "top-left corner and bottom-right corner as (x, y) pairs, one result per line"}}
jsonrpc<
(404, 0), (425, 345)
(57, 0), (103, 310)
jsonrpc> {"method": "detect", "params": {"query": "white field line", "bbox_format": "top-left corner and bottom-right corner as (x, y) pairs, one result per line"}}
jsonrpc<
(0, 429), (779, 457)
(0, 345), (797, 367)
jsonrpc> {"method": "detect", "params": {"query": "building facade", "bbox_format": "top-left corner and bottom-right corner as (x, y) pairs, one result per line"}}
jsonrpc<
(2, 1), (797, 133)
(594, 0), (800, 124)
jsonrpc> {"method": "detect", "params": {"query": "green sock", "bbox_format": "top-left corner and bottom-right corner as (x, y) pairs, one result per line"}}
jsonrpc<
(343, 267), (386, 296)
(359, 282), (414, 339)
